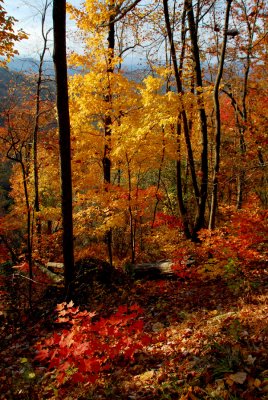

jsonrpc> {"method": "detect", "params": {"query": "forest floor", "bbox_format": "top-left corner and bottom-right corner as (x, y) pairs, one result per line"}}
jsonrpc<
(0, 261), (268, 400)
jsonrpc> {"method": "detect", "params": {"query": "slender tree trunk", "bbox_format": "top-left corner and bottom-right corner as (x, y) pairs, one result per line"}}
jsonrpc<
(221, 88), (244, 207)
(236, 128), (247, 208)
(102, 1), (115, 267)
(175, 121), (191, 239)
(33, 1), (52, 236)
(151, 132), (165, 228)
(53, 0), (74, 297)
(6, 126), (33, 308)
(33, 71), (41, 235)
(236, 2), (257, 209)
(163, 0), (199, 202)
(163, 0), (196, 239)
(185, 0), (208, 237)
(126, 154), (135, 263)
(20, 160), (33, 308)
(236, 56), (249, 209)
(209, 0), (233, 230)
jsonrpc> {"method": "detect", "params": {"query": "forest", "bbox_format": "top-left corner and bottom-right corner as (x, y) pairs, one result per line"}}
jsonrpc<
(0, 0), (267, 399)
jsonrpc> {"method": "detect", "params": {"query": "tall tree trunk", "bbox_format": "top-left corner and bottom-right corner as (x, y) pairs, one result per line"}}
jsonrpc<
(163, 0), (197, 239)
(185, 0), (208, 237)
(53, 0), (74, 297)
(126, 154), (136, 263)
(6, 122), (33, 308)
(209, 0), (233, 229)
(151, 132), (165, 228)
(236, 1), (259, 209)
(102, 1), (115, 267)
(21, 160), (33, 308)
(236, 59), (249, 208)
(33, 1), (51, 236)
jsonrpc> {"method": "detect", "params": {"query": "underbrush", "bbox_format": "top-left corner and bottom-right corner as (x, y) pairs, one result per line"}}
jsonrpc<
(0, 205), (267, 399)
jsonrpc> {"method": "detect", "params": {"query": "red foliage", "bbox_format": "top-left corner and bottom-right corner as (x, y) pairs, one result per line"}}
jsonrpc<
(153, 212), (183, 229)
(12, 262), (29, 273)
(198, 202), (268, 273)
(169, 202), (268, 281)
(220, 97), (236, 128)
(193, 201), (268, 277)
(0, 242), (9, 263)
(35, 302), (151, 386)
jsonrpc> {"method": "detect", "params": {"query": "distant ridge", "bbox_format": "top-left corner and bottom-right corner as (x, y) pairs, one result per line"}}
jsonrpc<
(8, 57), (54, 75)
(5, 55), (148, 76)
(0, 56), (150, 101)
(0, 67), (30, 100)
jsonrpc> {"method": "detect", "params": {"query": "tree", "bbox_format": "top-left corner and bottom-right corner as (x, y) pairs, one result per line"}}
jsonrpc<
(222, 0), (267, 209)
(1, 0), (267, 273)
(163, 0), (192, 239)
(0, 91), (35, 307)
(209, 0), (233, 229)
(0, 0), (28, 64)
(32, 0), (52, 236)
(102, 0), (115, 267)
(53, 0), (74, 297)
(184, 0), (209, 237)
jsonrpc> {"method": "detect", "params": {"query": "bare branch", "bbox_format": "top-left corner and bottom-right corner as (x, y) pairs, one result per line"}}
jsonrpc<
(101, 0), (143, 27)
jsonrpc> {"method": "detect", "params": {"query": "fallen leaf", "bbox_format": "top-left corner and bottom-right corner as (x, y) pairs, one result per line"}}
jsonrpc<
(246, 354), (256, 365)
(254, 378), (261, 388)
(152, 322), (164, 332)
(229, 371), (247, 384)
(67, 300), (74, 308)
(262, 384), (268, 393)
(138, 370), (155, 382)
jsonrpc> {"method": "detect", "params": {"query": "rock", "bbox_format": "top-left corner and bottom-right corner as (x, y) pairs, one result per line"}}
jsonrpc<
(127, 260), (177, 280)
(46, 262), (64, 274)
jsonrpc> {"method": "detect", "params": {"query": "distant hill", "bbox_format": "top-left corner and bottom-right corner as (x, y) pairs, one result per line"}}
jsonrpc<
(0, 161), (12, 216)
(0, 64), (57, 104)
(0, 56), (149, 101)
(6, 55), (148, 77)
(7, 57), (81, 77)
(8, 57), (54, 75)
(0, 67), (13, 98)
(0, 66), (33, 100)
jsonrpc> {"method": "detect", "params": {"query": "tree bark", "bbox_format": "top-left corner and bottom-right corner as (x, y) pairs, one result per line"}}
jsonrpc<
(236, 1), (258, 209)
(126, 153), (136, 263)
(185, 0), (208, 238)
(53, 0), (74, 297)
(209, 0), (233, 230)
(33, 1), (52, 236)
(163, 0), (196, 239)
(102, 0), (115, 267)
(6, 130), (33, 308)
(21, 160), (33, 308)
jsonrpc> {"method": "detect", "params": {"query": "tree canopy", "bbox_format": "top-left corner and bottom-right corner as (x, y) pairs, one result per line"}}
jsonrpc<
(0, 0), (267, 398)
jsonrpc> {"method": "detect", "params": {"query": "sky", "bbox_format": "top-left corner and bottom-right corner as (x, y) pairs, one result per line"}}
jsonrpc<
(4, 0), (81, 58)
(3, 0), (151, 70)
